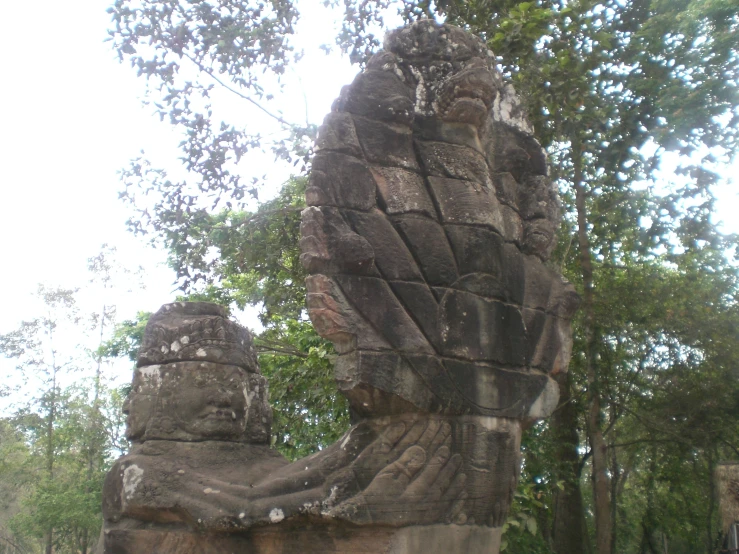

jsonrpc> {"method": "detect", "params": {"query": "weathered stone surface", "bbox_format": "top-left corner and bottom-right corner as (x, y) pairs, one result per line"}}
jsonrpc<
(443, 360), (553, 416)
(335, 350), (439, 416)
(343, 209), (425, 282)
(522, 309), (574, 375)
(307, 151), (377, 210)
(519, 173), (560, 259)
(137, 302), (258, 371)
(445, 225), (526, 305)
(390, 214), (459, 286)
(334, 274), (434, 355)
(352, 115), (420, 171)
(439, 290), (527, 365)
(427, 176), (514, 239)
(416, 140), (492, 188)
(413, 118), (483, 153)
(337, 69), (414, 124)
(388, 281), (442, 349)
(371, 165), (436, 218)
(315, 111), (363, 158)
(305, 274), (392, 354)
(102, 20), (580, 554)
(299, 206), (376, 276)
(492, 171), (520, 210)
(482, 120), (548, 180)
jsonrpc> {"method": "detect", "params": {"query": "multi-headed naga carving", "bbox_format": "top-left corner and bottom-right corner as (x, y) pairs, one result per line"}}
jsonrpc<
(98, 21), (578, 554)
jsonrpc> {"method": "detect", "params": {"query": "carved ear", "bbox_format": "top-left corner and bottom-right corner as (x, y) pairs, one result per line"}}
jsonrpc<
(519, 174), (560, 260)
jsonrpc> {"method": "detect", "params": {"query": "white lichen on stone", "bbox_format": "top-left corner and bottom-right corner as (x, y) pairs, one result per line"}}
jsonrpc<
(492, 83), (534, 135)
(137, 365), (161, 388)
(268, 508), (285, 523)
(122, 464), (144, 500)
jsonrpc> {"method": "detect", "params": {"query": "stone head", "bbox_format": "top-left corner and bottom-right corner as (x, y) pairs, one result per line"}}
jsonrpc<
(123, 302), (271, 444)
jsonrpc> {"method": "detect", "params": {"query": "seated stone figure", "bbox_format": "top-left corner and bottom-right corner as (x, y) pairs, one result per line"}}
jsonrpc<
(99, 20), (579, 554)
(99, 302), (476, 553)
(100, 303), (286, 527)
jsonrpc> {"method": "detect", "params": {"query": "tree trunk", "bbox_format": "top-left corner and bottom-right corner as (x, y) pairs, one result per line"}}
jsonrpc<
(550, 371), (589, 554)
(639, 442), (659, 554)
(45, 315), (59, 554)
(572, 137), (611, 554)
(706, 449), (715, 554)
(610, 435), (619, 554)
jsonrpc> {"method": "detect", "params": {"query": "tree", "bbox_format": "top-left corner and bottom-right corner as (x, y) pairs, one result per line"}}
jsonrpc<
(0, 286), (81, 554)
(107, 1), (739, 551)
(433, 2), (739, 552)
(0, 248), (145, 553)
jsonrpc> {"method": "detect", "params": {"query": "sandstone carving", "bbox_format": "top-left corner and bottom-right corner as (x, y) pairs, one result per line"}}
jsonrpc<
(98, 20), (578, 554)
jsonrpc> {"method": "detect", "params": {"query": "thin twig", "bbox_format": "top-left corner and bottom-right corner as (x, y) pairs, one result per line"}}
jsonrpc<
(183, 53), (295, 127)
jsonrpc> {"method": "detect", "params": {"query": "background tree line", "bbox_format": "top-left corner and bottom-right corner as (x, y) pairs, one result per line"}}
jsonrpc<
(1, 0), (737, 552)
(0, 249), (137, 554)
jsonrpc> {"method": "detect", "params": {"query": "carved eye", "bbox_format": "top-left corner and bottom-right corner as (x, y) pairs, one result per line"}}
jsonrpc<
(193, 373), (209, 388)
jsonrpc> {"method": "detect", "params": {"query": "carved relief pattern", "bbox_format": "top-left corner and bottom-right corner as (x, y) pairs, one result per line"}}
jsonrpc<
(301, 21), (579, 421)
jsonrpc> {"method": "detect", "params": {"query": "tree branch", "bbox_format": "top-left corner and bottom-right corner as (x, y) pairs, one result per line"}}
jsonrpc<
(182, 53), (296, 128)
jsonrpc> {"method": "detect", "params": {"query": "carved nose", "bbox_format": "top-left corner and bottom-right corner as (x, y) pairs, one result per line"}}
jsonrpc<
(208, 388), (231, 407)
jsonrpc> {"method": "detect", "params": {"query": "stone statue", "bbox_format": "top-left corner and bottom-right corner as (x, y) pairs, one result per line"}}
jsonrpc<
(98, 20), (578, 554)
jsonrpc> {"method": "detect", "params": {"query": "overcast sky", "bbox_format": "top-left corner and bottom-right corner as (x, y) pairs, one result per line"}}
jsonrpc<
(0, 0), (736, 340)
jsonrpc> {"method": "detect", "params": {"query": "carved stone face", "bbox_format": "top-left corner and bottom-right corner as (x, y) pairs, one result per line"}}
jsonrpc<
(124, 362), (251, 442)
(168, 364), (249, 439)
(384, 23), (499, 127)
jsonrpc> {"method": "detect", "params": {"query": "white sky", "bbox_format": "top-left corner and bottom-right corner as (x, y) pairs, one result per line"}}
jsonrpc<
(0, 1), (736, 366)
(0, 0), (366, 335)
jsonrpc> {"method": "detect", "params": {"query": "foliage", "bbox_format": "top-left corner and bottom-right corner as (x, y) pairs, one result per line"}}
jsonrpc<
(258, 318), (349, 459)
(172, 176), (352, 459)
(0, 249), (142, 553)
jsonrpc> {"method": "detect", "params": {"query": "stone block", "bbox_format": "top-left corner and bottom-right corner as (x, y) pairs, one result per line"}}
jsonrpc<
(427, 176), (506, 234)
(388, 281), (442, 350)
(344, 208), (425, 282)
(413, 117), (483, 153)
(391, 215), (459, 286)
(371, 165), (436, 218)
(338, 69), (414, 124)
(308, 151), (377, 210)
(352, 115), (420, 171)
(306, 274), (392, 354)
(439, 289), (527, 365)
(335, 350), (436, 416)
(443, 359), (557, 419)
(416, 140), (492, 189)
(299, 206), (377, 276)
(492, 171), (519, 210)
(334, 274), (434, 354)
(315, 111), (363, 158)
